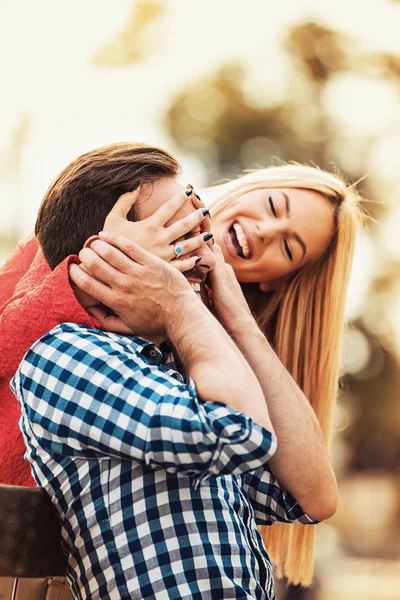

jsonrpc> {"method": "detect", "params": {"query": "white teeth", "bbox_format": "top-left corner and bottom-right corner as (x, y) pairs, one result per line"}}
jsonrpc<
(233, 223), (250, 258)
(189, 282), (201, 292)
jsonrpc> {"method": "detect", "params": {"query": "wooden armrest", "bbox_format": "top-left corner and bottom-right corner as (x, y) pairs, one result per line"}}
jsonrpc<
(0, 484), (67, 577)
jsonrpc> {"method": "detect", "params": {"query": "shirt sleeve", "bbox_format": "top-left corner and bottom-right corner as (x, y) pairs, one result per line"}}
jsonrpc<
(244, 465), (320, 525)
(13, 326), (277, 484)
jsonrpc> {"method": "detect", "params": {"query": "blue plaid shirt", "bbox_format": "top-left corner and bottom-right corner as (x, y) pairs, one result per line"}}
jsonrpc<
(12, 323), (317, 600)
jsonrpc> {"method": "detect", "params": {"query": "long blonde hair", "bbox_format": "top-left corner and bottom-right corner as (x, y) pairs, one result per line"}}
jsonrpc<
(206, 165), (363, 586)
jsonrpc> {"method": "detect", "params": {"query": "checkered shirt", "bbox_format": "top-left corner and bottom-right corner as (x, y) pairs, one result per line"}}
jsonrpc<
(12, 323), (318, 600)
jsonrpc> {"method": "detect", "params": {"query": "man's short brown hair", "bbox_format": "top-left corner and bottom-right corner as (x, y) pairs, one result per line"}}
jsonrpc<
(35, 142), (181, 269)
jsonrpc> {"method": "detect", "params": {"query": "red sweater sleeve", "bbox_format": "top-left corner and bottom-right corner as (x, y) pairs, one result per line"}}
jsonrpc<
(0, 234), (39, 309)
(0, 252), (100, 486)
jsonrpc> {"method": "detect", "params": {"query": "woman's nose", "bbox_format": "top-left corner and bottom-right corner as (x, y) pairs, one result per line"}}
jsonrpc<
(255, 220), (287, 245)
(255, 222), (275, 245)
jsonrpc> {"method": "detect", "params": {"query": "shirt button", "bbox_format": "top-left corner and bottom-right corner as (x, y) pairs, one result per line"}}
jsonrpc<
(172, 372), (184, 382)
(141, 345), (161, 363)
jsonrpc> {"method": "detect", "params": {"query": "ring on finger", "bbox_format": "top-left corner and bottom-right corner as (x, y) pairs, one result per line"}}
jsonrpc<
(174, 243), (184, 258)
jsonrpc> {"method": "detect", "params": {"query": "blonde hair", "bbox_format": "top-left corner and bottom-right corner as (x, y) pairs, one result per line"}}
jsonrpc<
(206, 165), (363, 587)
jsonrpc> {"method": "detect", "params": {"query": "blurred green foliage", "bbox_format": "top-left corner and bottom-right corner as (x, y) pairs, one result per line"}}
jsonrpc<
(165, 21), (400, 478)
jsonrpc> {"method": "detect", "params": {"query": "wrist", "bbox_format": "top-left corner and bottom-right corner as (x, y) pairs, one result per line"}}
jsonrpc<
(165, 295), (210, 340)
(226, 314), (259, 338)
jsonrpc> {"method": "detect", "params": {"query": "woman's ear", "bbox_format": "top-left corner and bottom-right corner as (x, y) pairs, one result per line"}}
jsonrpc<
(259, 281), (275, 293)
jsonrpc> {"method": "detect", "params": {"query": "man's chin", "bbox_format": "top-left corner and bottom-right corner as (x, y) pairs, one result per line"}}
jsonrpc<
(184, 265), (213, 308)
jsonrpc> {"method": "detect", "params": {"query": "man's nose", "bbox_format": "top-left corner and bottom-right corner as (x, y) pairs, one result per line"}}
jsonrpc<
(194, 243), (217, 272)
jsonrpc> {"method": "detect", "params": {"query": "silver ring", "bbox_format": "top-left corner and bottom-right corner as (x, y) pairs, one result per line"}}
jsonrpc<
(174, 244), (184, 258)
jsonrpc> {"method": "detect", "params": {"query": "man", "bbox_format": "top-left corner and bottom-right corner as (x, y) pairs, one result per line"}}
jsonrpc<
(11, 143), (334, 599)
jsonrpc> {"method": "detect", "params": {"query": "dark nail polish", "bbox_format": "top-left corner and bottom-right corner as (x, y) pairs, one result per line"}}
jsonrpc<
(203, 233), (213, 242)
(201, 209), (210, 218)
(187, 184), (194, 189)
(195, 257), (202, 264)
(196, 194), (202, 202)
(185, 189), (193, 197)
(130, 182), (140, 192)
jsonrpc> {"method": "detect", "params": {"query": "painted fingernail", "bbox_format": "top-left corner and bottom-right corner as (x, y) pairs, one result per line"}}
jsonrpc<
(196, 194), (202, 202)
(187, 184), (194, 190)
(130, 182), (140, 192)
(195, 257), (202, 264)
(203, 233), (213, 242)
(201, 209), (210, 218)
(185, 189), (193, 197)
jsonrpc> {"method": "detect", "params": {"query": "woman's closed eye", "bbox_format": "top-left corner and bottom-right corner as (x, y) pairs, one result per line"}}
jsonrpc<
(268, 196), (277, 218)
(269, 196), (293, 261)
(283, 238), (293, 261)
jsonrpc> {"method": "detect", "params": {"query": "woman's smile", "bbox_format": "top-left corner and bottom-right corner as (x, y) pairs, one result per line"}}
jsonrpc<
(225, 221), (253, 260)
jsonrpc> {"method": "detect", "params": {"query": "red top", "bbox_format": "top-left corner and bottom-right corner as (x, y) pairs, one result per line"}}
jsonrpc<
(0, 237), (100, 486)
(0, 233), (38, 307)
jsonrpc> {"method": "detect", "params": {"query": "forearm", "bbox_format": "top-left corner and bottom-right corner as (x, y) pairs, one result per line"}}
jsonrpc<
(166, 301), (274, 435)
(231, 319), (338, 521)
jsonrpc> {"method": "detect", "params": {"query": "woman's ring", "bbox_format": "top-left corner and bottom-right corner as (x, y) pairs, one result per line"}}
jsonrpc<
(174, 244), (183, 258)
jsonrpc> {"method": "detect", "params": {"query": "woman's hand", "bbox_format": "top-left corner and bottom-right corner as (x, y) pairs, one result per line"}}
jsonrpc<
(70, 233), (199, 337)
(207, 244), (256, 336)
(101, 186), (211, 273)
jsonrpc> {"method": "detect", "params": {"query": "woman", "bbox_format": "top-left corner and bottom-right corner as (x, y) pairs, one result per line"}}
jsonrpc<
(0, 153), (362, 587)
(202, 165), (362, 586)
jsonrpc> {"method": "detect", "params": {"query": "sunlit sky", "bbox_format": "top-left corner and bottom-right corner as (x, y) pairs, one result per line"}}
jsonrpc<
(1, 0), (400, 331)
(0, 0), (399, 230)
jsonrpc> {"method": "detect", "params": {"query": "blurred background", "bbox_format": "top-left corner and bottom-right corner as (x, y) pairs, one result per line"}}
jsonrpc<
(1, 1), (400, 598)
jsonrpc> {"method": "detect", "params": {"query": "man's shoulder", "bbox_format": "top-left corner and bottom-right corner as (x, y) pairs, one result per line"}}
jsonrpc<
(17, 323), (151, 379)
(34, 322), (146, 351)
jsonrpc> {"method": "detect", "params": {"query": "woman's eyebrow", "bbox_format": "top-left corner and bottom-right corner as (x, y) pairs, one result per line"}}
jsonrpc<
(283, 191), (291, 217)
(282, 192), (307, 259)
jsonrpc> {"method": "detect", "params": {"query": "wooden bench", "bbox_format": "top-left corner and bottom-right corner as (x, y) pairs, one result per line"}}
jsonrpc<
(0, 484), (67, 578)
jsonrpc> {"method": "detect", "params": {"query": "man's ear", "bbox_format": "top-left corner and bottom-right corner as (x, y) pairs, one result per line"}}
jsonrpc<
(83, 235), (100, 249)
(259, 281), (275, 293)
